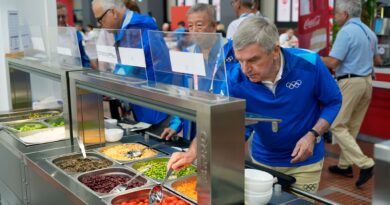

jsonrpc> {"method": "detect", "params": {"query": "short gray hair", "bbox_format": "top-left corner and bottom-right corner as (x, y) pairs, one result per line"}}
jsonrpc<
(336, 0), (361, 18)
(92, 0), (125, 10)
(187, 3), (217, 23)
(233, 16), (279, 53)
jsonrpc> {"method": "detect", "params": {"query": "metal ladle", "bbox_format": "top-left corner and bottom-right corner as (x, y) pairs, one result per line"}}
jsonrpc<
(126, 142), (165, 158)
(149, 168), (173, 204)
(109, 165), (151, 194)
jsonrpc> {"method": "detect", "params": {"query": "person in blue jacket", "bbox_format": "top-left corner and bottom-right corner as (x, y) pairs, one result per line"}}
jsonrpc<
(159, 4), (228, 141)
(57, 3), (91, 68)
(168, 16), (342, 193)
(92, 0), (168, 125)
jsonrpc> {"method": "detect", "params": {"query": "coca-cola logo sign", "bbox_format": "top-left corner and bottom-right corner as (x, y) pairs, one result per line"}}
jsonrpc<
(304, 15), (321, 30)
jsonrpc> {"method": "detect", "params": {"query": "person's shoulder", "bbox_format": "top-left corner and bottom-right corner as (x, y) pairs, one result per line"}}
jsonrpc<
(283, 48), (320, 71)
(128, 12), (158, 30)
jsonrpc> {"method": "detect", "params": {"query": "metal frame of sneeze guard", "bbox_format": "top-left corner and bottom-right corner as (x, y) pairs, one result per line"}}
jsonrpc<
(148, 30), (230, 102)
(68, 70), (245, 204)
(46, 26), (83, 69)
(88, 28), (149, 85)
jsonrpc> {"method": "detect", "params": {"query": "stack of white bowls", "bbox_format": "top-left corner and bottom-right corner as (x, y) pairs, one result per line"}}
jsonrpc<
(245, 169), (274, 205)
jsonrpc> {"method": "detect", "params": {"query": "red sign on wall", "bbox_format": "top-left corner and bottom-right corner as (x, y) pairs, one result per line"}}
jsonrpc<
(298, 0), (329, 55)
(170, 6), (191, 31)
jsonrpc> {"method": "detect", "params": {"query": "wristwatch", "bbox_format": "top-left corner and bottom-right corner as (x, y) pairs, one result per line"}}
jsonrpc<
(309, 129), (321, 144)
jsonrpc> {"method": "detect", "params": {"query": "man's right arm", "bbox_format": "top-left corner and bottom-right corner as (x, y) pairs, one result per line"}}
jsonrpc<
(167, 140), (197, 170)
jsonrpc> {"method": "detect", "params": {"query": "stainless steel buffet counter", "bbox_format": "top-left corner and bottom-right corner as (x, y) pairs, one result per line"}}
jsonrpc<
(0, 129), (317, 205)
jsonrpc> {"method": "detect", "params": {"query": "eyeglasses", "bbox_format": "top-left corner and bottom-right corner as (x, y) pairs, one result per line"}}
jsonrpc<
(96, 9), (112, 24)
(57, 15), (67, 20)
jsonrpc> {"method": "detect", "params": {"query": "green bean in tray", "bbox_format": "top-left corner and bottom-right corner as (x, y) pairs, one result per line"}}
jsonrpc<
(132, 158), (196, 180)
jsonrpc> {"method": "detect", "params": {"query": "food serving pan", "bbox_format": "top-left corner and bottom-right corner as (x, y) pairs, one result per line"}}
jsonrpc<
(76, 167), (151, 198)
(108, 187), (194, 205)
(0, 109), (62, 123)
(166, 175), (197, 204)
(129, 157), (197, 184)
(97, 143), (166, 165)
(3, 120), (54, 137)
(48, 152), (115, 176)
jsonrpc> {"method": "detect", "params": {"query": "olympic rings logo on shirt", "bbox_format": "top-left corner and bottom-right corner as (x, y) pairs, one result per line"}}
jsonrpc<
(286, 80), (302, 89)
(225, 56), (234, 62)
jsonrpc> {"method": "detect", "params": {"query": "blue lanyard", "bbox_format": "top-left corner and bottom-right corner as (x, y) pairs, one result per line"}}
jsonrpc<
(347, 21), (374, 52)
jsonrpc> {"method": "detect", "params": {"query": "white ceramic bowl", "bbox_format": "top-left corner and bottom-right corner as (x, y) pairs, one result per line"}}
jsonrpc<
(245, 189), (273, 205)
(104, 128), (123, 142)
(104, 119), (118, 129)
(245, 180), (273, 194)
(245, 169), (274, 183)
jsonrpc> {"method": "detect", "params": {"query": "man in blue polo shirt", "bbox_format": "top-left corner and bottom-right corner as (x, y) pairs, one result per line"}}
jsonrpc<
(322, 0), (381, 187)
(168, 16), (342, 192)
(92, 0), (168, 125)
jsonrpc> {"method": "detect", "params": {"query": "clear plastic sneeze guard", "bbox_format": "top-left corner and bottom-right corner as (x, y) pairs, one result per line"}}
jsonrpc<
(46, 26), (82, 69)
(20, 25), (49, 62)
(88, 28), (148, 85)
(148, 30), (229, 102)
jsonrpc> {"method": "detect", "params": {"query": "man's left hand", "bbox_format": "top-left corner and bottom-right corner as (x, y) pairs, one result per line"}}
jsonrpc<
(290, 132), (315, 163)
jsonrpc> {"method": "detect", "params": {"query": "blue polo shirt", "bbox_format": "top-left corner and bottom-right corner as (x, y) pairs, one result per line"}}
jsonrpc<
(115, 10), (168, 125)
(330, 18), (378, 77)
(229, 48), (342, 167)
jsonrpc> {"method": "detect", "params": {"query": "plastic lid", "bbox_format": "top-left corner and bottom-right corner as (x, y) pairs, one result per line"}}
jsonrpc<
(245, 169), (273, 182)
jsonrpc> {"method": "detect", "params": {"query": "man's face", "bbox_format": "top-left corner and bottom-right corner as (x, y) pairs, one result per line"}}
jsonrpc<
(235, 43), (279, 83)
(188, 11), (216, 33)
(287, 29), (294, 38)
(334, 8), (348, 26)
(57, 8), (67, 27)
(92, 3), (117, 29)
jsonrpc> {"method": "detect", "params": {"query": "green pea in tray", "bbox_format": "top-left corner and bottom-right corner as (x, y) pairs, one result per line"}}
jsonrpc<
(131, 157), (196, 182)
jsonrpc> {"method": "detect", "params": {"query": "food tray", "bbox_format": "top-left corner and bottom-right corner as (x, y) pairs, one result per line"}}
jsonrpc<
(108, 187), (194, 205)
(166, 175), (197, 203)
(48, 152), (114, 175)
(76, 167), (150, 198)
(130, 157), (197, 183)
(97, 143), (166, 164)
(0, 109), (62, 123)
(4, 121), (52, 137)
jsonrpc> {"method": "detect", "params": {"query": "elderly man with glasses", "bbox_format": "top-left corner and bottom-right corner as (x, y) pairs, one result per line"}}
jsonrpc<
(91, 0), (170, 127)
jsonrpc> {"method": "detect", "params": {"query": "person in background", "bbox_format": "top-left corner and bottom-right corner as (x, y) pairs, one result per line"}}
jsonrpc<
(91, 0), (169, 126)
(175, 21), (186, 33)
(123, 0), (140, 13)
(321, 0), (381, 187)
(279, 28), (299, 48)
(160, 3), (224, 141)
(226, 0), (256, 39)
(216, 22), (226, 38)
(168, 16), (342, 193)
(162, 22), (171, 32)
(57, 3), (91, 68)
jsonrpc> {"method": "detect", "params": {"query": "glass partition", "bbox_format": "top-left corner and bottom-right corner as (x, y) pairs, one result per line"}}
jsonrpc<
(88, 28), (148, 85)
(20, 25), (49, 62)
(148, 31), (229, 102)
(46, 27), (82, 68)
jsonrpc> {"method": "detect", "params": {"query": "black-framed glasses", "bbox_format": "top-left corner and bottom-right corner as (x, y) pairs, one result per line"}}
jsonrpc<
(96, 9), (112, 24)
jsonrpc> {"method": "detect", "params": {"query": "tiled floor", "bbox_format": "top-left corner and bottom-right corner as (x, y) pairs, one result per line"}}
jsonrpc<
(317, 140), (375, 204)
